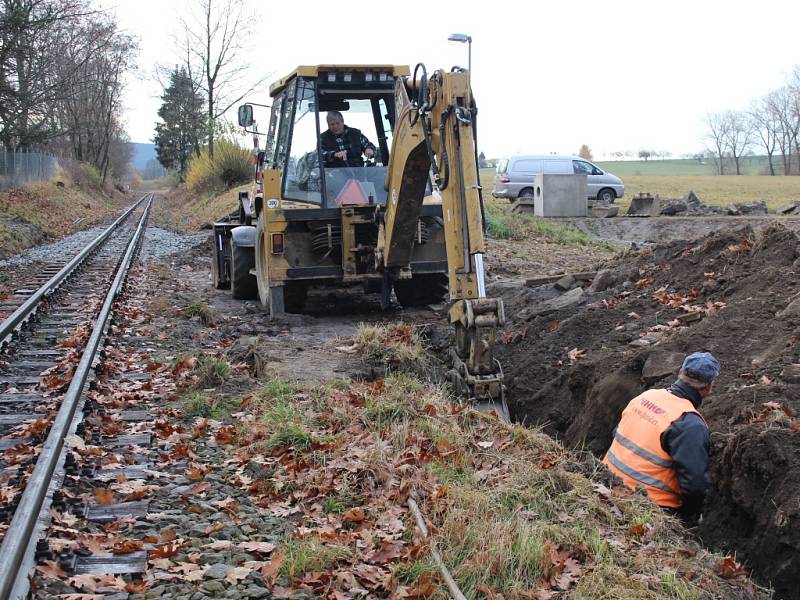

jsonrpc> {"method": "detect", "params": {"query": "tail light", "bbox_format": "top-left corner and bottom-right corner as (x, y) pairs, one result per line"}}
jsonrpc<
(271, 233), (284, 254)
(499, 176), (510, 183)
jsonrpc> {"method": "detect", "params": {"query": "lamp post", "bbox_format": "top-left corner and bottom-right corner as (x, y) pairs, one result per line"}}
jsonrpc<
(447, 33), (472, 78)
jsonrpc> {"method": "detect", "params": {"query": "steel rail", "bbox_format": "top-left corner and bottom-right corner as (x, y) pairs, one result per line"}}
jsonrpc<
(0, 195), (153, 600)
(0, 194), (150, 348)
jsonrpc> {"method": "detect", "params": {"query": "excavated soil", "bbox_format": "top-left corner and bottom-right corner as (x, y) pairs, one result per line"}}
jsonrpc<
(495, 222), (800, 598)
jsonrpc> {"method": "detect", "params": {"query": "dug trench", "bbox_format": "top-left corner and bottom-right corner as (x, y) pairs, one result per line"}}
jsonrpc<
(493, 222), (800, 599)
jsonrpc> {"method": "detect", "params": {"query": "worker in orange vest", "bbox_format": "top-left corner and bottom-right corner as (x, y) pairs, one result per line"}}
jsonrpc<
(603, 351), (720, 524)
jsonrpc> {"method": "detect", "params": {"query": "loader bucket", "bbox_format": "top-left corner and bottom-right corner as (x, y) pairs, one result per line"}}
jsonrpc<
(626, 193), (659, 217)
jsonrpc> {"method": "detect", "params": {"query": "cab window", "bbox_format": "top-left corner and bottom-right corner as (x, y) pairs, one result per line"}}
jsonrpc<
(315, 96), (392, 207)
(284, 79), (321, 204)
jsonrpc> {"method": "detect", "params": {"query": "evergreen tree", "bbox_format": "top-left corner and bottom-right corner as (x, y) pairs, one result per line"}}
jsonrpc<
(154, 67), (206, 178)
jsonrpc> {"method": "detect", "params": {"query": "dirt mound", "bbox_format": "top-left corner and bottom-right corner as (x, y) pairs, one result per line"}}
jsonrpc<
(495, 223), (800, 598)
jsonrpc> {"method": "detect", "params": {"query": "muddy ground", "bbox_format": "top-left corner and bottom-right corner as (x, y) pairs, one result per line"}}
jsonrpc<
(163, 213), (800, 598)
(7, 200), (795, 596)
(495, 221), (800, 599)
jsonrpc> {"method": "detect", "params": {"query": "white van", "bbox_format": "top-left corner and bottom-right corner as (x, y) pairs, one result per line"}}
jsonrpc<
(492, 155), (624, 204)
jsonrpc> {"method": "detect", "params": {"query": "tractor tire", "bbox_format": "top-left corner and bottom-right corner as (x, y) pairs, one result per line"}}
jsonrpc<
(230, 241), (257, 300)
(394, 273), (449, 308)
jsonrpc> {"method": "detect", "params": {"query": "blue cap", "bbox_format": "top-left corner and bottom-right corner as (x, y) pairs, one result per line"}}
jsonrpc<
(681, 352), (720, 383)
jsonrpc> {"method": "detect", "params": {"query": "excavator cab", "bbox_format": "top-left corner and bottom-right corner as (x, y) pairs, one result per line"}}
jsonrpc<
(261, 67), (403, 209)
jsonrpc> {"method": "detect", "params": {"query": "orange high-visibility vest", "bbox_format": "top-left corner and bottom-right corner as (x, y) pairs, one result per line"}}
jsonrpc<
(603, 389), (706, 508)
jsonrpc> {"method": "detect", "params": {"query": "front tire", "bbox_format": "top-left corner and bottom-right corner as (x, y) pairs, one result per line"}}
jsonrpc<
(255, 213), (270, 308)
(394, 273), (449, 308)
(231, 241), (257, 300)
(597, 188), (616, 205)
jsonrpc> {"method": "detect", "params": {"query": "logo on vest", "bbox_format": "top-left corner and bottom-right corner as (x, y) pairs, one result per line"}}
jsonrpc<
(640, 398), (666, 414)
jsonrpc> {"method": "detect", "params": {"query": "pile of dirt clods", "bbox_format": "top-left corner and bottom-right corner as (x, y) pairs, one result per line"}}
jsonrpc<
(496, 223), (800, 599)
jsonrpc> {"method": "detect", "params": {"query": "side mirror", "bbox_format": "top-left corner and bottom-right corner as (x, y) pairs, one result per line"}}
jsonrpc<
(238, 104), (254, 127)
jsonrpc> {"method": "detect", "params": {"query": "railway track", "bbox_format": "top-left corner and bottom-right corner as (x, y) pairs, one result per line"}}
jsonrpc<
(0, 194), (153, 598)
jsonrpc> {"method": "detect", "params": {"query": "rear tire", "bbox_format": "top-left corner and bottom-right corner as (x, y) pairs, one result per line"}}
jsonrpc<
(394, 273), (449, 308)
(518, 187), (534, 199)
(231, 241), (257, 300)
(211, 253), (228, 289)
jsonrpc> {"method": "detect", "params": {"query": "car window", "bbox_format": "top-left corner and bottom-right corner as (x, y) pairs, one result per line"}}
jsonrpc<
(573, 160), (594, 175)
(496, 159), (508, 174)
(514, 159), (542, 174)
(545, 160), (572, 174)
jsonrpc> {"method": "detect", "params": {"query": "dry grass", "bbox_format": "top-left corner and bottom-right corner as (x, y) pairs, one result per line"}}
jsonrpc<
(619, 175), (800, 211)
(353, 322), (429, 377)
(234, 374), (768, 599)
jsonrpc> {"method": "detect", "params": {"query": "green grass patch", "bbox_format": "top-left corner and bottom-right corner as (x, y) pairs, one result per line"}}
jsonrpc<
(485, 203), (609, 248)
(251, 381), (314, 452)
(281, 538), (352, 579)
(183, 392), (239, 419)
(193, 354), (231, 387)
(181, 300), (215, 326)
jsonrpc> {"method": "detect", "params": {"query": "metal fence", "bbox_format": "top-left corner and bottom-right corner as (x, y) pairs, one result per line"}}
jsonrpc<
(0, 149), (59, 191)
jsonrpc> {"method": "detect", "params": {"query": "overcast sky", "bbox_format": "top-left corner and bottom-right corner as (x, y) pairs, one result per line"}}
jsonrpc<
(108, 0), (800, 160)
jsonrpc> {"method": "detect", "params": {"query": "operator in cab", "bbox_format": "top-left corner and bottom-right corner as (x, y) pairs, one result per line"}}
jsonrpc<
(603, 351), (720, 526)
(320, 111), (376, 168)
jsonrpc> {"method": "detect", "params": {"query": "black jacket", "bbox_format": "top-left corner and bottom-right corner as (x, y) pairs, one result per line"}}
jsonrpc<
(320, 126), (375, 167)
(660, 380), (710, 521)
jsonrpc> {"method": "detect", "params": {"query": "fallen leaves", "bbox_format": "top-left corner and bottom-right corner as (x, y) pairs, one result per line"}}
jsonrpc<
(718, 556), (746, 579)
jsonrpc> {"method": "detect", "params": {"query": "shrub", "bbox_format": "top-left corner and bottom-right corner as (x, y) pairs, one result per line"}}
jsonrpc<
(185, 140), (251, 194)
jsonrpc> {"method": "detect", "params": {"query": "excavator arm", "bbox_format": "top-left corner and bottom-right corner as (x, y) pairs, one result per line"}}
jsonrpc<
(377, 65), (507, 417)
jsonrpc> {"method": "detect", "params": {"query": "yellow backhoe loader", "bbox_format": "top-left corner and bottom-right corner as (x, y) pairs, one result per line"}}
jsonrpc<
(212, 64), (507, 417)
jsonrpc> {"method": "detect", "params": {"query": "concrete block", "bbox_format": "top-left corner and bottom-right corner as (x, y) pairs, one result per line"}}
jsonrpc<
(532, 174), (588, 217)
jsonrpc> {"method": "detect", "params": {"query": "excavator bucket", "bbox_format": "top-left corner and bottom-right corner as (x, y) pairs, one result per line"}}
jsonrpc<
(626, 193), (660, 217)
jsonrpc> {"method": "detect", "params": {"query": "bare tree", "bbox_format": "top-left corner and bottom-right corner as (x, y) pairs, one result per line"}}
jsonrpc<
(577, 144), (592, 160)
(181, 0), (264, 159)
(789, 66), (800, 173)
(750, 93), (781, 175)
(722, 110), (752, 175)
(766, 86), (797, 175)
(53, 11), (137, 182)
(705, 111), (729, 175)
(0, 0), (89, 149)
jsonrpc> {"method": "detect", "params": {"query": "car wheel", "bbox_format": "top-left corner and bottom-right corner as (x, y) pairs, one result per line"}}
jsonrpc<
(518, 187), (534, 199)
(597, 188), (615, 205)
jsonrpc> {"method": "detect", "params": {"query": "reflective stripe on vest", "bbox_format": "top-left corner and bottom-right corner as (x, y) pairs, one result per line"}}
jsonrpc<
(602, 388), (705, 509)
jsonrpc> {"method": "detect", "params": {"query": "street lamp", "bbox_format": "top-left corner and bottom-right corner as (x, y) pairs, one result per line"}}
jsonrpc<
(447, 33), (472, 77)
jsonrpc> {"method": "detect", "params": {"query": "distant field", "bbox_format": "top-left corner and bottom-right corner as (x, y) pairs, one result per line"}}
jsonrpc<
(593, 157), (783, 177)
(478, 168), (800, 212)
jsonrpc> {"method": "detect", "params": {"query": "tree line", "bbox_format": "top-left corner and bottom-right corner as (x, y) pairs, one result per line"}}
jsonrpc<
(705, 65), (800, 175)
(0, 0), (137, 184)
(154, 0), (263, 180)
